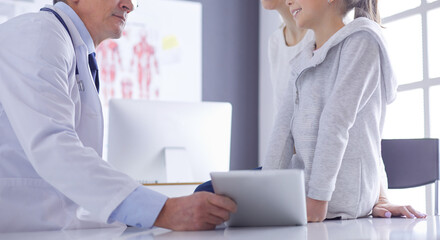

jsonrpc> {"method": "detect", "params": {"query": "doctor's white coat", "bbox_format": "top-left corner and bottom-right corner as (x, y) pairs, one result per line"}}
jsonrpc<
(0, 6), (140, 232)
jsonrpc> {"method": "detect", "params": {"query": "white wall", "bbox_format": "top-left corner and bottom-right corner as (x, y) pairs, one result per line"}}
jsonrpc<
(258, 6), (282, 165)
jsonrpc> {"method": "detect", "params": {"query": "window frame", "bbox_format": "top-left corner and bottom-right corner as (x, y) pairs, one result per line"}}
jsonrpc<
(381, 0), (440, 215)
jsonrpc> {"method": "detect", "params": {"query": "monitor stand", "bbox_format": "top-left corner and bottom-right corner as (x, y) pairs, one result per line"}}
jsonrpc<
(164, 147), (194, 183)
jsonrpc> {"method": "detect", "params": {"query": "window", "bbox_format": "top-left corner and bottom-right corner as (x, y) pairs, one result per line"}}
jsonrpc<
(381, 0), (440, 215)
(383, 15), (423, 85)
(380, 0), (420, 19)
(428, 8), (440, 79)
(383, 90), (424, 139)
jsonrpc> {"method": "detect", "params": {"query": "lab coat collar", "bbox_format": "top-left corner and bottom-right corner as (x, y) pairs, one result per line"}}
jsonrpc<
(42, 5), (86, 53)
(54, 2), (96, 54)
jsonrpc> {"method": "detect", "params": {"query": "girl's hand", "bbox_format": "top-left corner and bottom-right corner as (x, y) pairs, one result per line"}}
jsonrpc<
(307, 197), (328, 222)
(372, 198), (427, 219)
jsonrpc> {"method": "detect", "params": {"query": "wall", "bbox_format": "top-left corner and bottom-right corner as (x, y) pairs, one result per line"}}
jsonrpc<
(184, 0), (260, 170)
(258, 5), (282, 165)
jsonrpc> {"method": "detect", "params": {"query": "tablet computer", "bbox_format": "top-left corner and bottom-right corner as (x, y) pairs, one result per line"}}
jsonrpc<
(210, 169), (307, 227)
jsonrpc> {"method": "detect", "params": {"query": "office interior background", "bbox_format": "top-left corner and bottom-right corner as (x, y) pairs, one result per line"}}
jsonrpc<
(1, 0), (439, 215)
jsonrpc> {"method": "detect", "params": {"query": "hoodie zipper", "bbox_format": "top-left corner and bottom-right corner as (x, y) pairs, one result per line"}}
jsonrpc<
(294, 66), (313, 105)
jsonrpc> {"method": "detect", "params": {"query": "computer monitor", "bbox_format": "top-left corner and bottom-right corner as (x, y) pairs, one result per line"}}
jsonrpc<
(107, 99), (232, 183)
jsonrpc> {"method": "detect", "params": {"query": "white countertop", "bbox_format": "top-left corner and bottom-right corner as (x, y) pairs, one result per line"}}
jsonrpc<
(1, 216), (438, 240)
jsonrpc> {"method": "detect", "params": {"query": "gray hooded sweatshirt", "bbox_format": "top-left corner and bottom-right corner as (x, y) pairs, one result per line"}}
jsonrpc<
(262, 18), (398, 219)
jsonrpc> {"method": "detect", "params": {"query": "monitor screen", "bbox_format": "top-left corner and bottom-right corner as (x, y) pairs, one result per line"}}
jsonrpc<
(107, 99), (231, 183)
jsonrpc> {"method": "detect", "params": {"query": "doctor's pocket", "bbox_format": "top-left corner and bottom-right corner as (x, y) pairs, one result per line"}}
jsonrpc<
(0, 178), (72, 232)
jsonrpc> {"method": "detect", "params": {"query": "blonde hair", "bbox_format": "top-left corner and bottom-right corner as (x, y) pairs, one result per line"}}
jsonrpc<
(342, 0), (380, 24)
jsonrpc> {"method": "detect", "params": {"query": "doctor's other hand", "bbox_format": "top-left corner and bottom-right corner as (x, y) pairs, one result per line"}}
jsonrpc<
(372, 197), (427, 219)
(154, 191), (237, 231)
(307, 197), (328, 222)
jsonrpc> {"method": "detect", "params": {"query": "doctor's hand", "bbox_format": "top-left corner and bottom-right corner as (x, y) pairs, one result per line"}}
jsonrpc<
(307, 197), (328, 222)
(372, 197), (427, 219)
(154, 191), (237, 231)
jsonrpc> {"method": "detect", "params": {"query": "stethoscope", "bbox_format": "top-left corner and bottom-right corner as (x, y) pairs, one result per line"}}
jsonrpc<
(40, 8), (85, 92)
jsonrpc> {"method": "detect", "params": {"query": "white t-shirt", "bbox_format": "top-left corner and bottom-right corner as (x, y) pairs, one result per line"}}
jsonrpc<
(268, 26), (314, 112)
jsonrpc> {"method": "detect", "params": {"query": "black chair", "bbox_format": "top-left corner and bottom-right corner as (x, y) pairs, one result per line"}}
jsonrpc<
(381, 138), (439, 215)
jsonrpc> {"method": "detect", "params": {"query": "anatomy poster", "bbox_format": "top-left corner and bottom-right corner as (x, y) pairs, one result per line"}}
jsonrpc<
(97, 0), (202, 159)
(97, 0), (202, 107)
(0, 0), (202, 104)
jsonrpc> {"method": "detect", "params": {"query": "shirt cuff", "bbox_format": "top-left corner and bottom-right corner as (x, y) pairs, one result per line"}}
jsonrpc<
(108, 186), (168, 228)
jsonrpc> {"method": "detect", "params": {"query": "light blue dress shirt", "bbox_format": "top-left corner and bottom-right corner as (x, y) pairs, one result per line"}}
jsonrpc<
(55, 2), (168, 228)
(55, 2), (95, 54)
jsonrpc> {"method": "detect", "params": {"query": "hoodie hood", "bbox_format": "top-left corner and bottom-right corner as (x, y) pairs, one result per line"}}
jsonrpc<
(290, 17), (398, 104)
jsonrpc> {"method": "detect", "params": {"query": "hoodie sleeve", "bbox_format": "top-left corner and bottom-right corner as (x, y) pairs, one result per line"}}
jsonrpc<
(263, 75), (296, 169)
(307, 31), (383, 201)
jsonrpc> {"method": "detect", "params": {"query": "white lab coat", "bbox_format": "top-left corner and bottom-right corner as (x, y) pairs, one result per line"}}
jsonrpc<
(0, 6), (139, 232)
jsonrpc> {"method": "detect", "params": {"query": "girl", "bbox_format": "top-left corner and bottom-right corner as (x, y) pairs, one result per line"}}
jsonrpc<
(194, 0), (313, 193)
(263, 0), (426, 222)
(261, 0), (313, 112)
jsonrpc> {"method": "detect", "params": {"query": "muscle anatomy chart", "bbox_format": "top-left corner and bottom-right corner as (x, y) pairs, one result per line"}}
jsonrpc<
(96, 0), (202, 107)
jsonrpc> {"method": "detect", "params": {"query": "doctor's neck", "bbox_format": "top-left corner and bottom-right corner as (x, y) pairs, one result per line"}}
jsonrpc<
(64, 0), (132, 48)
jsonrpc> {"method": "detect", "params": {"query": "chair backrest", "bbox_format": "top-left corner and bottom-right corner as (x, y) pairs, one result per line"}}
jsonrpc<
(381, 139), (440, 189)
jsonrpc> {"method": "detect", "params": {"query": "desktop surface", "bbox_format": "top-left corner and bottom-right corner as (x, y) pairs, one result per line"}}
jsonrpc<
(1, 216), (438, 240)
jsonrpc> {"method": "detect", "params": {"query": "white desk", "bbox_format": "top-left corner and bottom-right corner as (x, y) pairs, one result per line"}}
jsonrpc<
(1, 216), (439, 240)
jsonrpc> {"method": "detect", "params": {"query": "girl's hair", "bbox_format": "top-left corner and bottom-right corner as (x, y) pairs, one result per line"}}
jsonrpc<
(342, 0), (380, 24)
(53, 0), (66, 4)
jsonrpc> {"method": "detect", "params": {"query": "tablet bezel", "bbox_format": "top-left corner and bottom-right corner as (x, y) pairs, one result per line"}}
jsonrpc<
(211, 169), (307, 227)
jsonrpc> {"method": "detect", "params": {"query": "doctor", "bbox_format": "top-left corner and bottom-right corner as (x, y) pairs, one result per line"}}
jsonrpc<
(0, 0), (236, 232)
